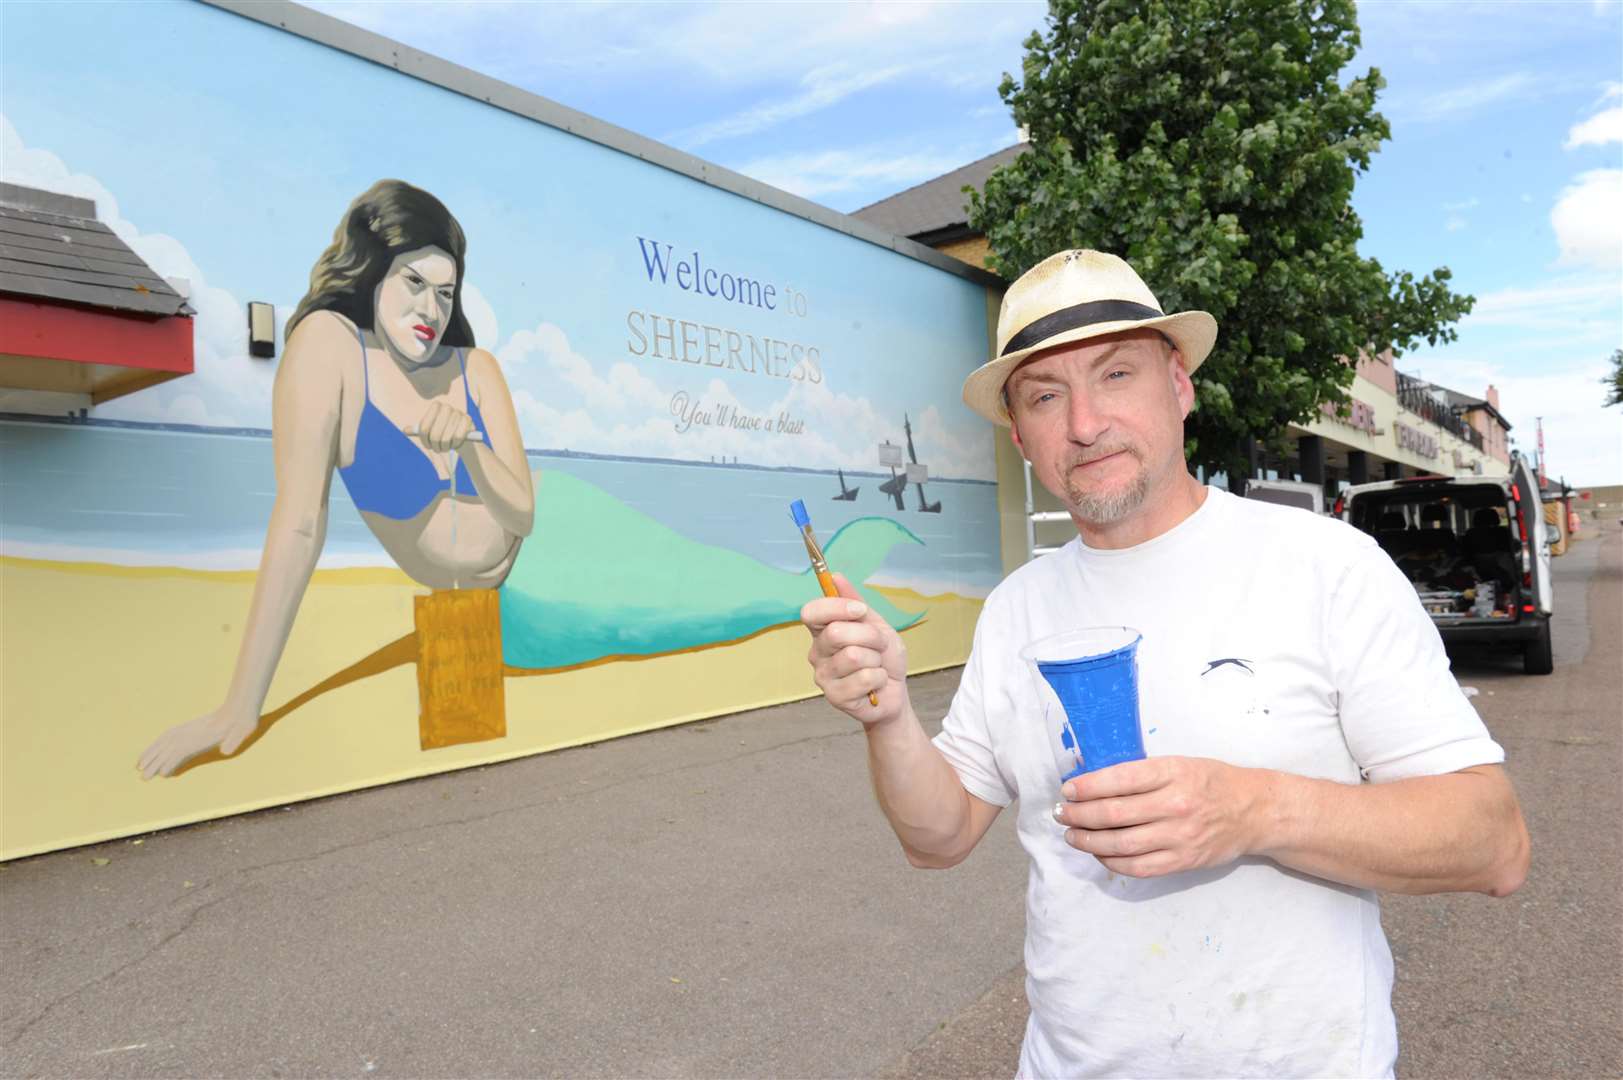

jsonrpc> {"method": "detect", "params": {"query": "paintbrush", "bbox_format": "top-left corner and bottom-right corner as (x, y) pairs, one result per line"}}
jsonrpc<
(791, 499), (879, 707)
(404, 428), (487, 444)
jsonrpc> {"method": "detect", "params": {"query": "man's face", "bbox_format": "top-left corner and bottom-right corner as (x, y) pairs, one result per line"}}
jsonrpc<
(1005, 330), (1195, 527)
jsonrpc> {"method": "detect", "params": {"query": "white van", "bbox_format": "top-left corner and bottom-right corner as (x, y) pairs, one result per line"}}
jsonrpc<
(1338, 452), (1553, 674)
(1242, 477), (1326, 514)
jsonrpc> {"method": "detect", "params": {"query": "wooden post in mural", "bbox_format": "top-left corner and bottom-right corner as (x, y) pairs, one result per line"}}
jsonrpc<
(414, 589), (507, 750)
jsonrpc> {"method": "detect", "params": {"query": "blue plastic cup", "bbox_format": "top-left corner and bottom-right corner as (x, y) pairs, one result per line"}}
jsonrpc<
(1020, 627), (1145, 782)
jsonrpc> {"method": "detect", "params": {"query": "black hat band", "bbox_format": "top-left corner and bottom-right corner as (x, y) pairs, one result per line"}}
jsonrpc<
(1000, 299), (1165, 357)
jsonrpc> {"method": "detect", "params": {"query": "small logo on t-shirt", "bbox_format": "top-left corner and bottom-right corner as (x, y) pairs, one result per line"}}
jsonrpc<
(1200, 657), (1269, 717)
(1201, 658), (1254, 676)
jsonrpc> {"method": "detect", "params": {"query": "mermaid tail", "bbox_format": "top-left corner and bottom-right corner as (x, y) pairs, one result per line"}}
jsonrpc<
(499, 471), (925, 670)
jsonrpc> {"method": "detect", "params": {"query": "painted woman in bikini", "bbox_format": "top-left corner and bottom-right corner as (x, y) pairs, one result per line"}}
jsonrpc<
(138, 180), (534, 778)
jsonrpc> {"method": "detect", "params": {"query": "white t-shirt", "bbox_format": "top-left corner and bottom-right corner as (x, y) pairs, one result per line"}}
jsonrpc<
(933, 487), (1503, 1079)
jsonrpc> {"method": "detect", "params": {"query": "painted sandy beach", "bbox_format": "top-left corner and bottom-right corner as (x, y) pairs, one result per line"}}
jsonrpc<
(0, 556), (981, 859)
(1, 423), (997, 859)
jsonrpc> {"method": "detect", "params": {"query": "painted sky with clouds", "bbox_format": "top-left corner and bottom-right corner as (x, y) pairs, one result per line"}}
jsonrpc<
(0, 0), (997, 481)
(307, 0), (1623, 485)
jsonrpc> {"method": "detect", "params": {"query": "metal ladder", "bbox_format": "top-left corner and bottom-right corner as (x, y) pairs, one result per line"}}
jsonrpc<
(1023, 459), (1076, 561)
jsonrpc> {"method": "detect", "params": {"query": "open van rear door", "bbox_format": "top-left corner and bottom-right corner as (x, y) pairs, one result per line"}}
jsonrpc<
(1511, 456), (1553, 615)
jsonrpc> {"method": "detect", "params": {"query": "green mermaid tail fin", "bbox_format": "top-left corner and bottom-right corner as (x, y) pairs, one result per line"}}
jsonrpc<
(500, 471), (926, 670)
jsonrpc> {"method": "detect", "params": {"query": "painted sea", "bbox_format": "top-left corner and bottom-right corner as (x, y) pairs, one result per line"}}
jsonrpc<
(0, 419), (1004, 598)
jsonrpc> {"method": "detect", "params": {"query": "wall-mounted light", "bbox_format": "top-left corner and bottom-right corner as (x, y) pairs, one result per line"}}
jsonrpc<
(248, 302), (276, 359)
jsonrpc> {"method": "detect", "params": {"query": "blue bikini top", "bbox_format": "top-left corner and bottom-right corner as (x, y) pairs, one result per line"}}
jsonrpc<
(338, 326), (487, 521)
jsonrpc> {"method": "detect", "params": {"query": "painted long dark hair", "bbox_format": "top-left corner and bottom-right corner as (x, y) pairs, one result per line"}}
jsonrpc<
(287, 179), (474, 346)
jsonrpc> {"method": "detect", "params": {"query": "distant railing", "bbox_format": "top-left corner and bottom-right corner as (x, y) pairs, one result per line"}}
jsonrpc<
(1395, 373), (1485, 451)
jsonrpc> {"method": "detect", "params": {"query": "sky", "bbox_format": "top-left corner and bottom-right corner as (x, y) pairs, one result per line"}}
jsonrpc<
(306, 0), (1623, 486)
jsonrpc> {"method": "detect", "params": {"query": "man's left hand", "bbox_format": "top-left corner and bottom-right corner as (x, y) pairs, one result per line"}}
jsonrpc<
(1053, 756), (1267, 878)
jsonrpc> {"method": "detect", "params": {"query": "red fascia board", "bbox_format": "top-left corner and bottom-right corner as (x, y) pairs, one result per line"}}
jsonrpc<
(0, 295), (193, 374)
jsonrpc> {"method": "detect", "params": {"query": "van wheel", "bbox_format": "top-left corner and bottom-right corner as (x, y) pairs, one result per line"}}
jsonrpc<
(1523, 618), (1553, 675)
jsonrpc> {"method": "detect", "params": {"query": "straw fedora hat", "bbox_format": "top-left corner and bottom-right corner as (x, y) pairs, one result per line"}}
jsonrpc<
(962, 249), (1217, 427)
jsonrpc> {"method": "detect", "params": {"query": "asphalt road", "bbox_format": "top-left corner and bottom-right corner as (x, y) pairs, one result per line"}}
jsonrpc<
(1, 639), (1032, 1078)
(2, 522), (1617, 1079)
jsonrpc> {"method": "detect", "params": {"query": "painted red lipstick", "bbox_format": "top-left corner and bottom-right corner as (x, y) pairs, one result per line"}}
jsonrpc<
(412, 324), (437, 342)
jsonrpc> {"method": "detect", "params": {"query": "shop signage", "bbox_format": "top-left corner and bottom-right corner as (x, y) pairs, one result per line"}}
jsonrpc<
(1395, 420), (1439, 460)
(1320, 397), (1379, 434)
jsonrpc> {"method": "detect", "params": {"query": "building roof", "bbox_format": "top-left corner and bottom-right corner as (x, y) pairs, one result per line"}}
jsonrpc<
(1399, 371), (1512, 432)
(851, 144), (1027, 241)
(1435, 384), (1484, 411)
(0, 183), (191, 318)
(1445, 391), (1512, 431)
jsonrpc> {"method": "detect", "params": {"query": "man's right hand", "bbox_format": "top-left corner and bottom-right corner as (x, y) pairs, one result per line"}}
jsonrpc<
(801, 572), (908, 727)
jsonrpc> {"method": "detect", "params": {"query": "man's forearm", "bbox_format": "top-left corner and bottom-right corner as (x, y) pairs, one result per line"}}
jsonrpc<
(865, 707), (981, 868)
(1251, 765), (1530, 896)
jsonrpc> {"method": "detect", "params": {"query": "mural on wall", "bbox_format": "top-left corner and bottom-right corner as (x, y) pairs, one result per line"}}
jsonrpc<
(132, 180), (939, 780)
(137, 181), (536, 777)
(0, 0), (1003, 859)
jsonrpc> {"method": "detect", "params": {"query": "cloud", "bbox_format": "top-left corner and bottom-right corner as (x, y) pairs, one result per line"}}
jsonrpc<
(496, 322), (994, 480)
(1443, 198), (1481, 212)
(1405, 72), (1538, 122)
(498, 322), (667, 416)
(1445, 216), (1468, 232)
(669, 63), (915, 148)
(731, 146), (976, 200)
(0, 114), (279, 428)
(303, 0), (1039, 205)
(1406, 355), (1622, 485)
(460, 281), (500, 350)
(1565, 105), (1623, 148)
(0, 111), (995, 478)
(1407, 266), (1621, 485)
(0, 118), (509, 432)
(1464, 276), (1622, 333)
(307, 1), (1039, 97)
(1550, 169), (1623, 269)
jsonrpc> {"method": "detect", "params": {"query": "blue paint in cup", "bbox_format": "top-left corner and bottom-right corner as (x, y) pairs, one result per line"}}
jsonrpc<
(1021, 627), (1145, 780)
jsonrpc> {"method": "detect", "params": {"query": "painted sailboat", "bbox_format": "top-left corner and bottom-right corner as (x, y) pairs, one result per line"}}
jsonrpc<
(904, 414), (941, 513)
(878, 440), (907, 511)
(833, 468), (859, 501)
(875, 415), (942, 513)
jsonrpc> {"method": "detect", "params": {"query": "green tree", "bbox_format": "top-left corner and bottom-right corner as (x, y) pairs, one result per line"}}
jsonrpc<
(1605, 348), (1622, 407)
(968, 0), (1475, 478)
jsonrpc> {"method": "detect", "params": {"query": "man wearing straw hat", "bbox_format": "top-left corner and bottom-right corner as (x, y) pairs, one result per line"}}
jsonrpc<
(801, 250), (1529, 1078)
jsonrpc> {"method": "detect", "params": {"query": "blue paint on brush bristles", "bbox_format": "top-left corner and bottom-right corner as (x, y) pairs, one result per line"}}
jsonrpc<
(789, 499), (810, 528)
